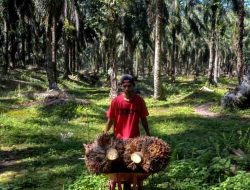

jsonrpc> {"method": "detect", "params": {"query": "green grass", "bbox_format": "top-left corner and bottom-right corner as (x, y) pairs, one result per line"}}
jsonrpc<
(0, 70), (250, 190)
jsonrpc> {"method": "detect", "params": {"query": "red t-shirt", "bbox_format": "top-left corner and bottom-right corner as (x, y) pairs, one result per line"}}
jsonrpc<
(107, 94), (149, 139)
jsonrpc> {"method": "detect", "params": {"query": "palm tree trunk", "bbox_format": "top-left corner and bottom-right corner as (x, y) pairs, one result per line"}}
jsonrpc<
(142, 43), (148, 78)
(63, 0), (70, 78)
(175, 45), (179, 76)
(194, 49), (199, 78)
(208, 41), (215, 85)
(236, 0), (244, 84)
(10, 32), (17, 69)
(208, 5), (217, 86)
(95, 45), (101, 74)
(63, 37), (70, 79)
(101, 45), (106, 73)
(109, 47), (118, 98)
(46, 15), (58, 90)
(218, 52), (222, 77)
(108, 28), (118, 98)
(135, 50), (139, 78)
(153, 0), (163, 100)
(127, 43), (134, 76)
(3, 20), (9, 75)
(228, 48), (234, 77)
(27, 25), (32, 65)
(21, 33), (26, 67)
(76, 43), (81, 72)
(171, 28), (176, 81)
(34, 31), (40, 67)
(186, 51), (192, 76)
(213, 43), (219, 85)
(72, 41), (76, 74)
(148, 56), (153, 77)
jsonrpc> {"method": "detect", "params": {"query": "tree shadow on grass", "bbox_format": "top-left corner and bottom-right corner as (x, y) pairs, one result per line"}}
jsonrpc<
(147, 90), (222, 109)
(0, 98), (19, 104)
(29, 74), (46, 82)
(35, 100), (108, 124)
(0, 98), (21, 113)
(182, 90), (222, 105)
(166, 79), (204, 92)
(0, 132), (86, 190)
(67, 78), (90, 86)
(0, 163), (83, 190)
(149, 114), (241, 157)
(127, 76), (203, 98)
(0, 78), (45, 92)
(66, 88), (109, 101)
(0, 148), (81, 174)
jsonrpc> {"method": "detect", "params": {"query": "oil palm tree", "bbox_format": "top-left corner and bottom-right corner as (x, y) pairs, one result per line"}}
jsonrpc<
(16, 0), (36, 67)
(1, 0), (17, 74)
(33, 0), (64, 89)
(120, 0), (149, 76)
(231, 0), (245, 83)
(153, 0), (164, 100)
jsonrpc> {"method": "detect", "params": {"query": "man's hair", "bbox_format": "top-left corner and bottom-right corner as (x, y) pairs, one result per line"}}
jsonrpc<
(120, 74), (135, 86)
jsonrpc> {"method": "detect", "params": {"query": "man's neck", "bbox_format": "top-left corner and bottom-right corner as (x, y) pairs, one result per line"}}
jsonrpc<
(123, 92), (135, 101)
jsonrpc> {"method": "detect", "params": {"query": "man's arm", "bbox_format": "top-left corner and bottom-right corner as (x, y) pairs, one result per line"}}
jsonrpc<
(104, 118), (114, 133)
(141, 117), (150, 136)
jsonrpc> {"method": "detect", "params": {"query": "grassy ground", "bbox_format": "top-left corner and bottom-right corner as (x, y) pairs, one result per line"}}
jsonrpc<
(0, 69), (250, 190)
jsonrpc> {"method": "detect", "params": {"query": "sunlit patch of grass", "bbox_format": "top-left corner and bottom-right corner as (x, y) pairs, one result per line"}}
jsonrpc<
(7, 107), (38, 120)
(219, 76), (238, 86)
(0, 171), (27, 183)
(150, 105), (193, 117)
(48, 164), (77, 176)
(210, 171), (250, 190)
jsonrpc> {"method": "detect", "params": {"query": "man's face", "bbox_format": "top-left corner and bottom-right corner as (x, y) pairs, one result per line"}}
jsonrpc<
(121, 82), (134, 94)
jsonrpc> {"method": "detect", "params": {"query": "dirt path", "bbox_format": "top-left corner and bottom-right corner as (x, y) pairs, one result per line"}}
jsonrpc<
(194, 102), (218, 117)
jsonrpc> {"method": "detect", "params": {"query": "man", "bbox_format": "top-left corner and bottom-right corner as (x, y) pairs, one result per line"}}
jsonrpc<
(104, 74), (150, 139)
(104, 74), (150, 190)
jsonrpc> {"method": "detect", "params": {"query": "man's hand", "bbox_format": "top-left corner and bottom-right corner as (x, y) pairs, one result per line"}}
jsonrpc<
(103, 129), (108, 134)
(141, 117), (150, 136)
(104, 118), (114, 134)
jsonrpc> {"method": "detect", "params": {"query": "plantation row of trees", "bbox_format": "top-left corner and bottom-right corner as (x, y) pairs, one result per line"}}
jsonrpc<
(0, 0), (250, 99)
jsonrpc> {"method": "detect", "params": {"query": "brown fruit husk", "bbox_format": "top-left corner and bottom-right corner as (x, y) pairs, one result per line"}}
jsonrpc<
(84, 133), (126, 174)
(123, 136), (171, 173)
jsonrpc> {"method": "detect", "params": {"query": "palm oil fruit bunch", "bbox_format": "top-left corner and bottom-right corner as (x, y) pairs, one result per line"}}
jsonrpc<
(124, 136), (171, 173)
(84, 133), (125, 173)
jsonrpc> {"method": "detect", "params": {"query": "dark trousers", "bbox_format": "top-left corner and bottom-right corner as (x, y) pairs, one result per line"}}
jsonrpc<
(123, 182), (132, 190)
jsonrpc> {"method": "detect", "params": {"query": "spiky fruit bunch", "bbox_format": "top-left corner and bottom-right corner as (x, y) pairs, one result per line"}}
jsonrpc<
(124, 136), (171, 173)
(84, 133), (125, 174)
(123, 137), (147, 171)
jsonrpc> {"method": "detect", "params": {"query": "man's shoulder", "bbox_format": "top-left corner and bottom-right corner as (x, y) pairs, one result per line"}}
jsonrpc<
(133, 94), (146, 105)
(134, 94), (144, 100)
(116, 94), (124, 99)
(112, 94), (123, 102)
